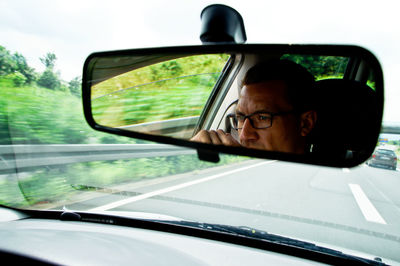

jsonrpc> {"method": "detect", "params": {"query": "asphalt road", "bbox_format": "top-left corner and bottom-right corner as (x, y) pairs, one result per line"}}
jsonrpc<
(65, 159), (400, 263)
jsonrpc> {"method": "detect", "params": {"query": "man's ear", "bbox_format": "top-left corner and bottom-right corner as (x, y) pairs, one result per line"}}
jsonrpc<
(300, 110), (317, 137)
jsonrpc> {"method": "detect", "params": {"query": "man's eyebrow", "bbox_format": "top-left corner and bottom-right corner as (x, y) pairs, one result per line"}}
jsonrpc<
(235, 109), (274, 115)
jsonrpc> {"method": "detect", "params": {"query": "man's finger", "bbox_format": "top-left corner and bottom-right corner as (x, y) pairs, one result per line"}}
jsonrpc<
(216, 129), (241, 146)
(208, 130), (222, 145)
(191, 129), (241, 147)
(190, 130), (212, 143)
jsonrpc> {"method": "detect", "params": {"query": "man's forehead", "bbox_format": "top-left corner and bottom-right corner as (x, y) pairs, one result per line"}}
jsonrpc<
(240, 80), (288, 94)
(237, 81), (291, 112)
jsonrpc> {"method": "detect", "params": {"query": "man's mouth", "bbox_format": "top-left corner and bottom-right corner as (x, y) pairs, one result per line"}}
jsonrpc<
(240, 141), (264, 150)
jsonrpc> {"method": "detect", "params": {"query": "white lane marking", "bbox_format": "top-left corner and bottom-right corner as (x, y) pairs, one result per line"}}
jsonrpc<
(348, 184), (386, 224)
(90, 160), (276, 212)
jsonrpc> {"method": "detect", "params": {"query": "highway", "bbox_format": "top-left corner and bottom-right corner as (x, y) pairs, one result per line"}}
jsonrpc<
(63, 158), (400, 263)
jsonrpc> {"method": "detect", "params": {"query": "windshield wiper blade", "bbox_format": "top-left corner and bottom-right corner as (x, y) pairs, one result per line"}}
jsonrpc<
(12, 207), (387, 265)
(162, 220), (386, 265)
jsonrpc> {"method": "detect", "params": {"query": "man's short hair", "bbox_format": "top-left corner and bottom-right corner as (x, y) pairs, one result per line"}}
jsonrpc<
(241, 59), (316, 112)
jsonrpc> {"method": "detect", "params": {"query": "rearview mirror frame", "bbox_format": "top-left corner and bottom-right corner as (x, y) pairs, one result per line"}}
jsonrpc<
(82, 44), (384, 168)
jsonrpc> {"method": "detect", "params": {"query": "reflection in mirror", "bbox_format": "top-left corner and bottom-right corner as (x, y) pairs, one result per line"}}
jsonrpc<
(91, 54), (230, 138)
(84, 46), (383, 166)
(191, 55), (377, 157)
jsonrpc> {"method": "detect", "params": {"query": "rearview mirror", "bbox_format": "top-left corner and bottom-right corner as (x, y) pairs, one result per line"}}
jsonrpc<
(82, 44), (383, 167)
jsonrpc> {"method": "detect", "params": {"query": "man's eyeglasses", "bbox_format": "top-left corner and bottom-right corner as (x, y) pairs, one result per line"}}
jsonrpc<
(228, 110), (295, 130)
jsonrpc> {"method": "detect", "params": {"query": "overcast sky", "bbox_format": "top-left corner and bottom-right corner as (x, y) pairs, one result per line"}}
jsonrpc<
(1, 0), (400, 122)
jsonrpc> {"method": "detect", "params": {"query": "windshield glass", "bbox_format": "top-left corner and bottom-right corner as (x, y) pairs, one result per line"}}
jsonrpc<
(1, 0), (399, 264)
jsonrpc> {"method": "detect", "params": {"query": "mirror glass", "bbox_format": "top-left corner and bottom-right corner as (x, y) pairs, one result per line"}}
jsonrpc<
(90, 54), (230, 138)
(83, 45), (383, 166)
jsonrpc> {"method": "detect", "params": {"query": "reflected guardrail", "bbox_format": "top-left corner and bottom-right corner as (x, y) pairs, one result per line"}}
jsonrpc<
(0, 144), (195, 173)
(117, 116), (199, 139)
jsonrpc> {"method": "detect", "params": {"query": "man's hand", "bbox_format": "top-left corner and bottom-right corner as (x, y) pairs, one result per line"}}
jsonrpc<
(191, 129), (241, 146)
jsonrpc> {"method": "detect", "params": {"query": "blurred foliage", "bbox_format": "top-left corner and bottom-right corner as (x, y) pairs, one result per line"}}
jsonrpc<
(92, 54), (229, 98)
(40, 52), (57, 69)
(1, 46), (37, 84)
(13, 52), (37, 84)
(92, 73), (221, 127)
(0, 77), (249, 208)
(0, 45), (16, 75)
(1, 45), (82, 93)
(37, 52), (62, 90)
(7, 71), (26, 87)
(0, 154), (248, 208)
(281, 54), (348, 80)
(91, 54), (230, 127)
(0, 81), (137, 144)
(68, 76), (82, 97)
(37, 69), (61, 90)
(0, 50), (246, 209)
(283, 54), (378, 91)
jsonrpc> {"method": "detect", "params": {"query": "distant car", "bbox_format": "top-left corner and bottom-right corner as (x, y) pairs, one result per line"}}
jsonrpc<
(368, 148), (398, 170)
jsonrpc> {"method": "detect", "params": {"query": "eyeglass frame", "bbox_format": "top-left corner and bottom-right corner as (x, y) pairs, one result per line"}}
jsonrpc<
(227, 110), (296, 130)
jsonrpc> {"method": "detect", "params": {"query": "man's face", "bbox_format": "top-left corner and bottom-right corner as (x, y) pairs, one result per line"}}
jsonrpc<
(236, 80), (305, 154)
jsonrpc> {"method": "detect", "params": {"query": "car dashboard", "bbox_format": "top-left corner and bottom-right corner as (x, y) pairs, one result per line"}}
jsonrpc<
(0, 206), (331, 265)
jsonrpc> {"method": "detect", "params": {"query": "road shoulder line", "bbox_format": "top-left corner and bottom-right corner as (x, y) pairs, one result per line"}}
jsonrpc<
(348, 183), (386, 224)
(89, 160), (276, 212)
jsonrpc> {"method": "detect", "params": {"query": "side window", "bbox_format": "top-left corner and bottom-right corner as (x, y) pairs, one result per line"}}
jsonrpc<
(91, 54), (231, 138)
(367, 70), (376, 90)
(281, 54), (349, 80)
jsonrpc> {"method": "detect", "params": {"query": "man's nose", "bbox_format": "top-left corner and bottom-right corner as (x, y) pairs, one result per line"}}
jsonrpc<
(239, 118), (258, 142)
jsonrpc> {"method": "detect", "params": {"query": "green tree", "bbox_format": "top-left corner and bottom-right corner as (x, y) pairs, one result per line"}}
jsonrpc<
(37, 69), (60, 90)
(68, 76), (81, 97)
(0, 46), (16, 76)
(13, 52), (37, 84)
(38, 52), (61, 90)
(40, 52), (57, 69)
(8, 72), (27, 87)
(0, 46), (37, 85)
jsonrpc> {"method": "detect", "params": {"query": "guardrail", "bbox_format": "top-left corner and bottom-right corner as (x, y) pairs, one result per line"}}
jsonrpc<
(2, 122), (398, 174)
(381, 123), (400, 134)
(0, 144), (196, 173)
(118, 116), (199, 139)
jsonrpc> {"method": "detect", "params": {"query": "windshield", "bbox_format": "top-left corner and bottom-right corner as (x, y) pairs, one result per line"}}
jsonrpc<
(1, 0), (399, 264)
